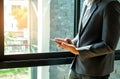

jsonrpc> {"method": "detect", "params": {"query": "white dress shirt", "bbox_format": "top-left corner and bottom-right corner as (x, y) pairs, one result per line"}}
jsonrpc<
(82, 0), (94, 29)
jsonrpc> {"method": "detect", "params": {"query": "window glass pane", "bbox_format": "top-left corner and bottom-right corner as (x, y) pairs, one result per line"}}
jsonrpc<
(0, 67), (30, 79)
(4, 0), (30, 54)
(4, 0), (75, 55)
(38, 65), (70, 79)
(116, 0), (120, 50)
(110, 61), (120, 79)
(0, 65), (70, 79)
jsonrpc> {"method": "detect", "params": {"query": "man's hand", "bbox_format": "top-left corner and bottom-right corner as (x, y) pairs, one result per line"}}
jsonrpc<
(54, 38), (79, 55)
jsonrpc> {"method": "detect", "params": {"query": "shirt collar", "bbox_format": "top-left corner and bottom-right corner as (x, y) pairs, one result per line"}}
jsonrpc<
(84, 0), (94, 6)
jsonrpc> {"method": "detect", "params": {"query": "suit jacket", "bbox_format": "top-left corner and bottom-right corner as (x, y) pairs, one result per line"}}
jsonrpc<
(72, 0), (120, 76)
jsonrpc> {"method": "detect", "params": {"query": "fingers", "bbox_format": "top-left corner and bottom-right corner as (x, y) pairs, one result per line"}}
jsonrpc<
(57, 43), (64, 49)
(58, 42), (70, 50)
(57, 44), (60, 47)
(54, 38), (74, 50)
(65, 38), (73, 44)
(54, 38), (65, 44)
(54, 38), (65, 42)
(54, 38), (73, 44)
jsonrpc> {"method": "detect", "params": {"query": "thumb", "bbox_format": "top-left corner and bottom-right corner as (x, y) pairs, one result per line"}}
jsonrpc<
(65, 38), (73, 44)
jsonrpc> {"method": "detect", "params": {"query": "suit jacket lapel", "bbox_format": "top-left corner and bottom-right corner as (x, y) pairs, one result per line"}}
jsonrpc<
(80, 0), (101, 34)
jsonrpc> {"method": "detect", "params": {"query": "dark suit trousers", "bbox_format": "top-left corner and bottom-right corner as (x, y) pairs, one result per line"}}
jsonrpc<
(68, 70), (110, 79)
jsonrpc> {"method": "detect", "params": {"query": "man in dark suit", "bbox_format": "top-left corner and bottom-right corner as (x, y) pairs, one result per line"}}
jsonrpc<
(54, 0), (120, 79)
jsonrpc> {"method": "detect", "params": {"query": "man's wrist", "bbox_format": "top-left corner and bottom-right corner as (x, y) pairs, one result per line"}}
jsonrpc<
(71, 48), (79, 55)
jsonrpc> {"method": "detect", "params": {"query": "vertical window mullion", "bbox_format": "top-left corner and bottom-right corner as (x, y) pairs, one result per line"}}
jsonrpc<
(74, 0), (80, 36)
(0, 0), (4, 56)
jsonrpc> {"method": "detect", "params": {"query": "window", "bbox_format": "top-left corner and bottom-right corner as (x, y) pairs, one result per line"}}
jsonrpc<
(4, 0), (74, 55)
(1, 0), (76, 68)
(4, 0), (83, 56)
(1, 0), (77, 79)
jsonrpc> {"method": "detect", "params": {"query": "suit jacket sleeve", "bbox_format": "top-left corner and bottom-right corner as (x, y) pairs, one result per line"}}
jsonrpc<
(77, 1), (120, 60)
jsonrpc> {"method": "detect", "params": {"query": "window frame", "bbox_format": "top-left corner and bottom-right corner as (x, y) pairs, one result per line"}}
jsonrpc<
(0, 0), (120, 69)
